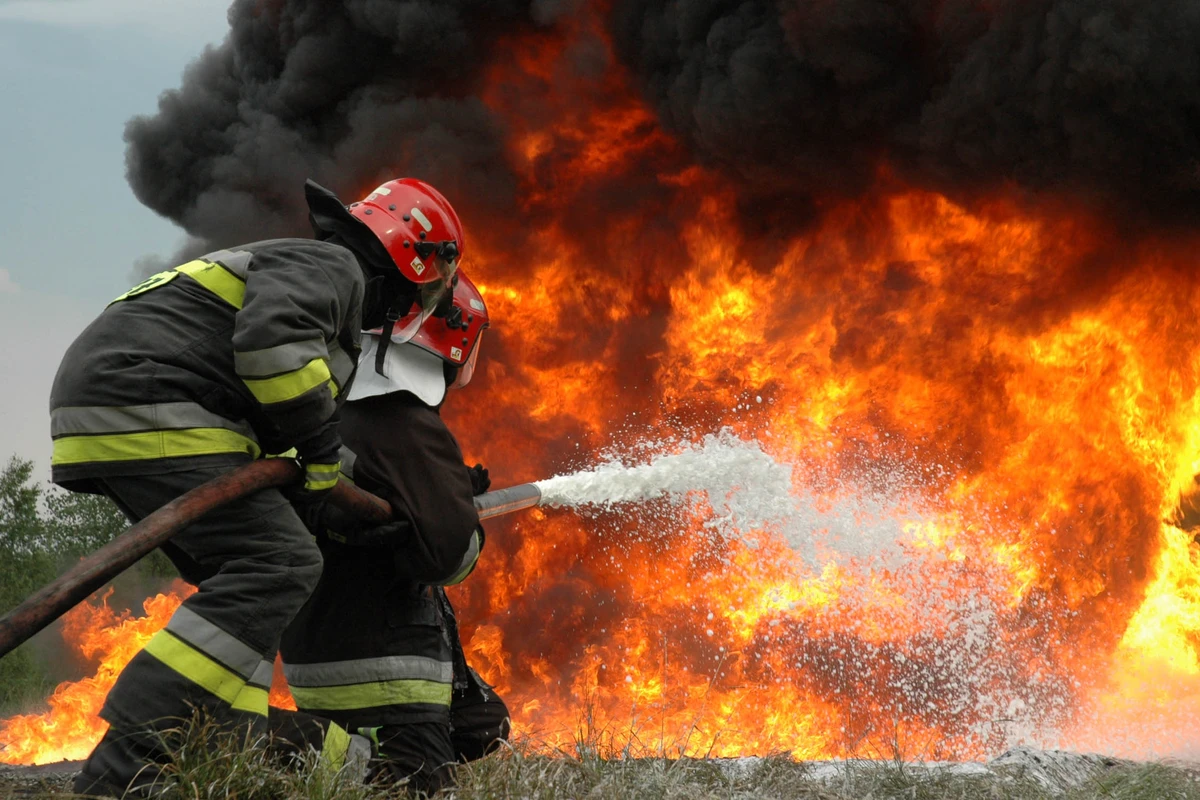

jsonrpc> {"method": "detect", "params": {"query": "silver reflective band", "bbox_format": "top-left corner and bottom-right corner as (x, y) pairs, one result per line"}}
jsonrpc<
(328, 342), (356, 386)
(338, 447), (357, 480)
(284, 655), (453, 688)
(248, 659), (274, 689)
(235, 338), (328, 378)
(444, 530), (481, 584)
(51, 402), (256, 439)
(203, 249), (252, 278)
(166, 606), (264, 680)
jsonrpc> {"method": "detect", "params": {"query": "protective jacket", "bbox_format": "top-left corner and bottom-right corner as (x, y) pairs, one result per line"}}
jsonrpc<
(279, 391), (483, 729)
(49, 239), (364, 492)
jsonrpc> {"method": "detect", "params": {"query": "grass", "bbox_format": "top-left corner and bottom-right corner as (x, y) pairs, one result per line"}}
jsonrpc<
(1, 716), (1197, 799)
(448, 744), (1200, 800)
(150, 718), (376, 800)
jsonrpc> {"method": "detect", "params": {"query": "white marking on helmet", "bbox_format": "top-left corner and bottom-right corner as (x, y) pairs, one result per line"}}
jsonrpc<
(410, 257), (426, 275)
(469, 298), (485, 312)
(451, 346), (463, 361)
(375, 186), (392, 195)
(410, 207), (433, 232)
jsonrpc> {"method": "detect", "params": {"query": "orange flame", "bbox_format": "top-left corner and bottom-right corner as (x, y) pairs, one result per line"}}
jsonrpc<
(0, 583), (296, 765)
(0, 583), (193, 765)
(450, 183), (1200, 760)
(448, 6), (1200, 760)
(5, 1), (1200, 766)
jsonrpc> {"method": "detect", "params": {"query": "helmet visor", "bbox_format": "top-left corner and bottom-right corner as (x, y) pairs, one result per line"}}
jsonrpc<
(432, 249), (458, 284)
(452, 332), (483, 389)
(389, 256), (457, 344)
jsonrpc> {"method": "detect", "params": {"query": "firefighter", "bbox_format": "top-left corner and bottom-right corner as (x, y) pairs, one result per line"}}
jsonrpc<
(50, 177), (466, 797)
(277, 271), (509, 793)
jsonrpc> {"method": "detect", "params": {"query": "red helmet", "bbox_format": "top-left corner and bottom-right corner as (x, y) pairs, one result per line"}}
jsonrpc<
(350, 178), (464, 343)
(400, 271), (490, 389)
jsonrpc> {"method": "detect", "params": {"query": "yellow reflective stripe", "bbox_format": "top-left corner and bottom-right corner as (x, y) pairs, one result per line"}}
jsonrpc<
(176, 260), (246, 309)
(110, 270), (179, 304)
(304, 462), (340, 492)
(51, 428), (261, 465)
(242, 358), (332, 405)
(143, 631), (262, 713)
(319, 723), (351, 773)
(230, 685), (269, 717)
(110, 257), (248, 307)
(327, 378), (341, 399)
(291, 679), (452, 711)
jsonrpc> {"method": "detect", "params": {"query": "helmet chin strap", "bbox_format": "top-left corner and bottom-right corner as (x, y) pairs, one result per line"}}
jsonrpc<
(374, 294), (415, 376)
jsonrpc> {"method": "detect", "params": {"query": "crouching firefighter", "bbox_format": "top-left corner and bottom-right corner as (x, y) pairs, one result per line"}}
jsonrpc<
(50, 177), (464, 797)
(276, 270), (509, 793)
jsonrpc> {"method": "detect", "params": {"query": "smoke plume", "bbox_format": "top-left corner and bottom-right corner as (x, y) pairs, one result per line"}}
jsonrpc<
(125, 0), (577, 254)
(608, 0), (1200, 219)
(128, 0), (1200, 253)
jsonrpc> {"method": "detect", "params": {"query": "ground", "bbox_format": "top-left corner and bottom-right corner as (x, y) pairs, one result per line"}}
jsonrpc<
(2, 747), (1199, 799)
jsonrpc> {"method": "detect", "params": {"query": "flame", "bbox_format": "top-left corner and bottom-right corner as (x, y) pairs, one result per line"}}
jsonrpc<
(6, 1), (1200, 766)
(0, 583), (193, 765)
(448, 6), (1200, 761)
(453, 183), (1200, 758)
(0, 583), (297, 765)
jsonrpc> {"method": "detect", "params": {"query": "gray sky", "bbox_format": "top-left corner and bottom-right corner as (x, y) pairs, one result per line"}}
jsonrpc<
(0, 0), (232, 481)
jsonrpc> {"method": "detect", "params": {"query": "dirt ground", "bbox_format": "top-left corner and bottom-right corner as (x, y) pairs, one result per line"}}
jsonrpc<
(0, 760), (78, 797)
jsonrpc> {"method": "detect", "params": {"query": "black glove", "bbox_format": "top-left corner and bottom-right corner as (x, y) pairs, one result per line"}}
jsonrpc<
(467, 463), (490, 496)
(346, 519), (413, 549)
(290, 419), (343, 532)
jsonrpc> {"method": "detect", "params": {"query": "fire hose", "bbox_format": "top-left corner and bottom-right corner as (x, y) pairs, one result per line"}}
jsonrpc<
(0, 459), (542, 661)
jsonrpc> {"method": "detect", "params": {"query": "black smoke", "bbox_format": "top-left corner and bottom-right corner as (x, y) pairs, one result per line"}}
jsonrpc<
(125, 0), (582, 256)
(609, 0), (1200, 222)
(127, 0), (1200, 258)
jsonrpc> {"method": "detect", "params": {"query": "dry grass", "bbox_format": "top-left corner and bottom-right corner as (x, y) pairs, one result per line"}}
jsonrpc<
(1, 715), (1196, 800)
(449, 739), (1200, 800)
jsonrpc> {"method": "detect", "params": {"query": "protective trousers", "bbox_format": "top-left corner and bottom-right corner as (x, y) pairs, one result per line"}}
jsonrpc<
(360, 667), (512, 794)
(72, 466), (323, 797)
(265, 708), (372, 779)
(449, 666), (511, 762)
(263, 667), (510, 794)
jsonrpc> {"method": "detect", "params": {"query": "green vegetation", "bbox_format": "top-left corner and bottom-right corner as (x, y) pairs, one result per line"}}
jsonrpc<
(0, 455), (170, 716)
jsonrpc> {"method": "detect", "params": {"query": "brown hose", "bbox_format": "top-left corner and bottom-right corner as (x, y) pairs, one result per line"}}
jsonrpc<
(0, 461), (545, 661)
(0, 460), (387, 660)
